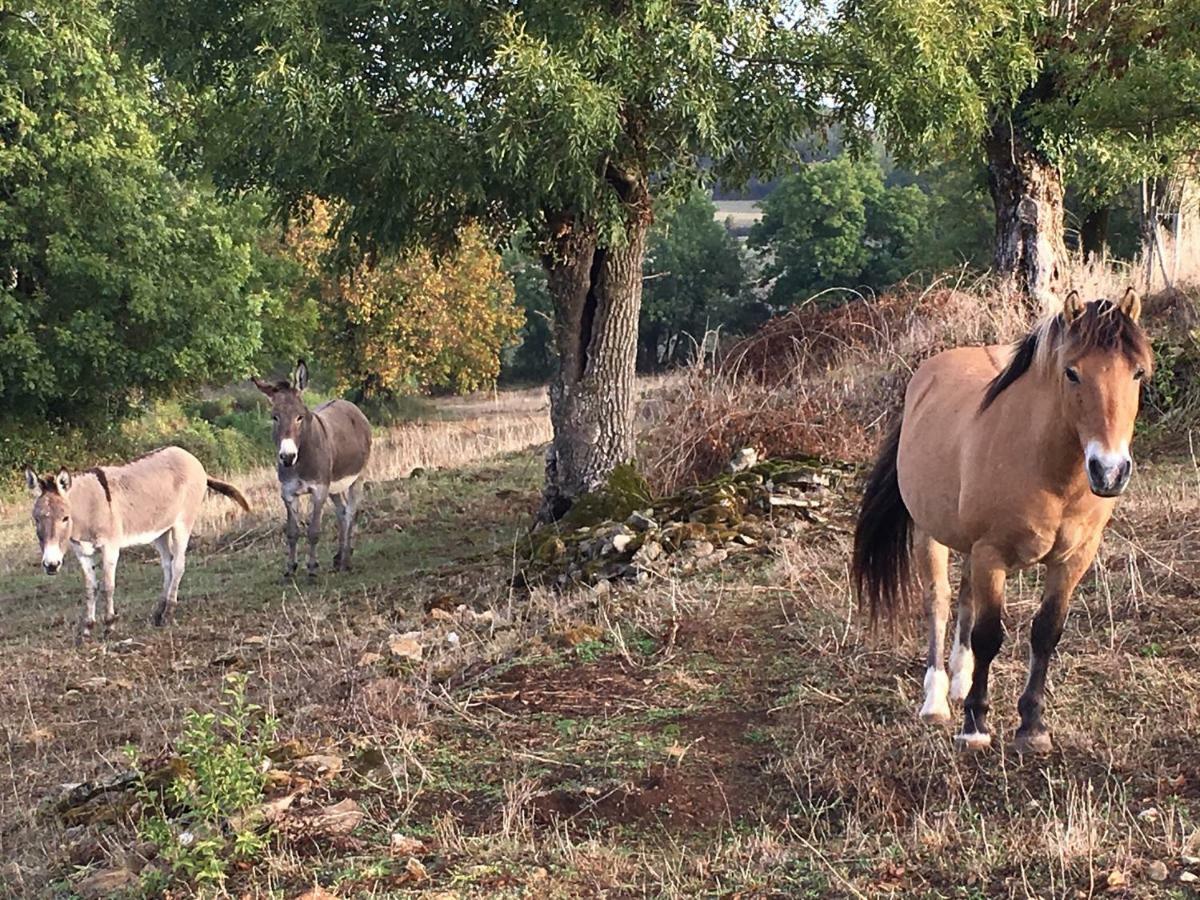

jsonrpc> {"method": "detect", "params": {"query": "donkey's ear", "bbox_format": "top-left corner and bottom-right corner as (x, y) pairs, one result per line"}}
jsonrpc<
(1117, 286), (1142, 322)
(24, 468), (39, 493)
(55, 469), (71, 493)
(293, 359), (309, 392)
(252, 377), (276, 397)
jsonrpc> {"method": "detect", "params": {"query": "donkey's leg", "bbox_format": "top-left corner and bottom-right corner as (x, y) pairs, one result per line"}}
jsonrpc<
(154, 526), (190, 626)
(914, 531), (953, 725)
(150, 533), (175, 626)
(282, 491), (301, 578)
(98, 547), (120, 638)
(77, 551), (98, 640)
(956, 546), (1006, 751)
(306, 487), (329, 577)
(333, 479), (363, 571)
(330, 491), (350, 571)
(1014, 548), (1093, 754)
(948, 559), (974, 702)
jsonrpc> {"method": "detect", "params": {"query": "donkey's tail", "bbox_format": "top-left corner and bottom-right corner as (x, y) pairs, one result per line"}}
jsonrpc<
(851, 420), (913, 625)
(207, 478), (251, 513)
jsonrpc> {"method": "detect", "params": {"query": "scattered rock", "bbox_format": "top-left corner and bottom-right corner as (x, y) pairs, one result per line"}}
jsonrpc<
(727, 448), (759, 472)
(74, 867), (134, 899)
(1183, 855), (1200, 867)
(429, 607), (455, 623)
(1181, 871), (1198, 884)
(1148, 860), (1169, 882)
(356, 651), (383, 668)
(390, 833), (425, 856)
(626, 510), (657, 532)
(243, 635), (269, 649)
(403, 857), (428, 882)
(307, 798), (364, 836)
(387, 632), (424, 663)
(292, 754), (343, 781)
(1105, 870), (1126, 889)
(611, 532), (634, 554)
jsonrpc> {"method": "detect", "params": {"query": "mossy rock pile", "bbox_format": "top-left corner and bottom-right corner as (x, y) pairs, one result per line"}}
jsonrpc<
(521, 454), (855, 589)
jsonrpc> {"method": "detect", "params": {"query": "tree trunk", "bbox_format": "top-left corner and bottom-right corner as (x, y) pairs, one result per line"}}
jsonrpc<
(538, 183), (652, 522)
(984, 119), (1067, 311)
(1080, 206), (1110, 261)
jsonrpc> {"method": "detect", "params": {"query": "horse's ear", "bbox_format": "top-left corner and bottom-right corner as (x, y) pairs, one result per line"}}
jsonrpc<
(1062, 290), (1084, 321)
(24, 468), (39, 494)
(1118, 286), (1142, 322)
(293, 359), (309, 392)
(55, 469), (71, 493)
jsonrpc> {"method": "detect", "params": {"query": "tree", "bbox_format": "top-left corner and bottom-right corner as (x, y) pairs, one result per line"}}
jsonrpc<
(0, 1), (290, 432)
(500, 244), (557, 385)
(640, 190), (747, 371)
(286, 203), (523, 397)
(832, 0), (1200, 306)
(749, 158), (930, 305)
(121, 0), (824, 519)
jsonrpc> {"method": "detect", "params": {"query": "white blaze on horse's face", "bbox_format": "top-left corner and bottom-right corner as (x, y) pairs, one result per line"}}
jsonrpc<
(26, 469), (73, 575)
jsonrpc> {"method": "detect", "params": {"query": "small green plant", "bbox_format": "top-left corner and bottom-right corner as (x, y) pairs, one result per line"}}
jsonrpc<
(126, 674), (277, 890)
(573, 639), (610, 663)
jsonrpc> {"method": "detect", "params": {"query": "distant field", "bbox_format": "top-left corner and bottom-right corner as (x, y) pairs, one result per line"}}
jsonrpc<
(713, 199), (763, 233)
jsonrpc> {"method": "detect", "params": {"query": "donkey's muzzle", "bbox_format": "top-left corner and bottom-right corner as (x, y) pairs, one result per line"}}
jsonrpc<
(278, 451), (297, 467)
(1087, 456), (1132, 497)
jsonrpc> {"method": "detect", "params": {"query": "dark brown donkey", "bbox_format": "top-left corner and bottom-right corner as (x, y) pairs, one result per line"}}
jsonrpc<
(254, 360), (372, 577)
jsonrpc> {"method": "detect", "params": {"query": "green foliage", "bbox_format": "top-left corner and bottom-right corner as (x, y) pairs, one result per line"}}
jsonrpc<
(749, 158), (932, 305)
(121, 0), (824, 261)
(832, 0), (1200, 203)
(641, 190), (749, 369)
(500, 243), (557, 384)
(126, 674), (276, 891)
(0, 1), (300, 429)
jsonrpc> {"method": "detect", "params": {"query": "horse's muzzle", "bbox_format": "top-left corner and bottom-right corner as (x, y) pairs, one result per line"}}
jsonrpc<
(1087, 456), (1132, 497)
(43, 561), (61, 575)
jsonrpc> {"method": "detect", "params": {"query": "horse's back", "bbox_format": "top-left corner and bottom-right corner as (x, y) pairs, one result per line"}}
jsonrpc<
(897, 346), (1007, 552)
(314, 399), (372, 479)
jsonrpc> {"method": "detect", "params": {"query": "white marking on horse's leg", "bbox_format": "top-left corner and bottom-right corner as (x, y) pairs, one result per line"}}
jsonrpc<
(954, 730), (992, 751)
(919, 667), (951, 724)
(949, 641), (975, 702)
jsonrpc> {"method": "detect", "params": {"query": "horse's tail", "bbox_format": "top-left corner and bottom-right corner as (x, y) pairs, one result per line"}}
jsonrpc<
(207, 478), (251, 513)
(851, 420), (913, 625)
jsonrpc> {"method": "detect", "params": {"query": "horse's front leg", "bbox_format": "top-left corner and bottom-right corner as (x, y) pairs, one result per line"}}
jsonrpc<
(1014, 548), (1093, 754)
(282, 488), (301, 578)
(957, 546), (1007, 751)
(306, 486), (329, 577)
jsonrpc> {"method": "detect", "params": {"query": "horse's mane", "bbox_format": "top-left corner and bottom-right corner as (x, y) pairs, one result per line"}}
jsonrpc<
(979, 299), (1151, 413)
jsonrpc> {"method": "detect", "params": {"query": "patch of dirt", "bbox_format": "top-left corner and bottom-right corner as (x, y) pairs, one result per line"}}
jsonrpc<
(486, 658), (651, 717)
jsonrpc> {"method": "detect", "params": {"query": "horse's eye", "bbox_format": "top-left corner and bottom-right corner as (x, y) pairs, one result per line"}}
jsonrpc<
(61, 516), (69, 523)
(1065, 367), (1080, 384)
(1134, 367), (1146, 381)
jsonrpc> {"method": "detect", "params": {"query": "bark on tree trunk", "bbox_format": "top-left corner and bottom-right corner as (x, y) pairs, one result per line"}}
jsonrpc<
(984, 119), (1067, 311)
(538, 181), (652, 522)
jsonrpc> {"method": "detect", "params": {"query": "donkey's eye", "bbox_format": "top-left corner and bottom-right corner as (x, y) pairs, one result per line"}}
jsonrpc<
(295, 416), (303, 423)
(1065, 367), (1080, 384)
(61, 516), (69, 523)
(271, 414), (278, 422)
(1134, 367), (1146, 381)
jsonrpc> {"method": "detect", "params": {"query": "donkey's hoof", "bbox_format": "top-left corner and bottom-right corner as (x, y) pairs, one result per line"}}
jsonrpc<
(954, 731), (992, 752)
(1013, 730), (1053, 755)
(102, 615), (119, 635)
(76, 624), (96, 645)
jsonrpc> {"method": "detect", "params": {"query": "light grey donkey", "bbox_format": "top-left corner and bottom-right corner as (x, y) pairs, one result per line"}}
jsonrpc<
(26, 447), (251, 636)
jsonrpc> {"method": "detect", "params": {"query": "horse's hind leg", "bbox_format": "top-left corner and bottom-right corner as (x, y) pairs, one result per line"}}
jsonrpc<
(915, 531), (953, 725)
(949, 560), (974, 702)
(306, 487), (329, 577)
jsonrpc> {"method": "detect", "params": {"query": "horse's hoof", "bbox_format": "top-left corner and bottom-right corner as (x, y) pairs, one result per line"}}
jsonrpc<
(1013, 730), (1053, 755)
(103, 616), (119, 636)
(919, 708), (954, 727)
(954, 731), (992, 751)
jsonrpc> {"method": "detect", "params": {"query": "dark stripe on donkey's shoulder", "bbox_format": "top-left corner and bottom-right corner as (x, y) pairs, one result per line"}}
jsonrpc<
(87, 467), (112, 504)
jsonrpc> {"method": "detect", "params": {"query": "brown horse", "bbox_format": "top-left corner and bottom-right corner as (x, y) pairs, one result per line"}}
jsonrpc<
(852, 289), (1151, 753)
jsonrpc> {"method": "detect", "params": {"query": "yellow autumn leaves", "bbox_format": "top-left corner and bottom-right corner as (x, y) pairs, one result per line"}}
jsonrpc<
(287, 201), (525, 397)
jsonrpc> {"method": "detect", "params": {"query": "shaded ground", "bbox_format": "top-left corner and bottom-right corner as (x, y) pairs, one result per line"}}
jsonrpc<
(1, 443), (1200, 898)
